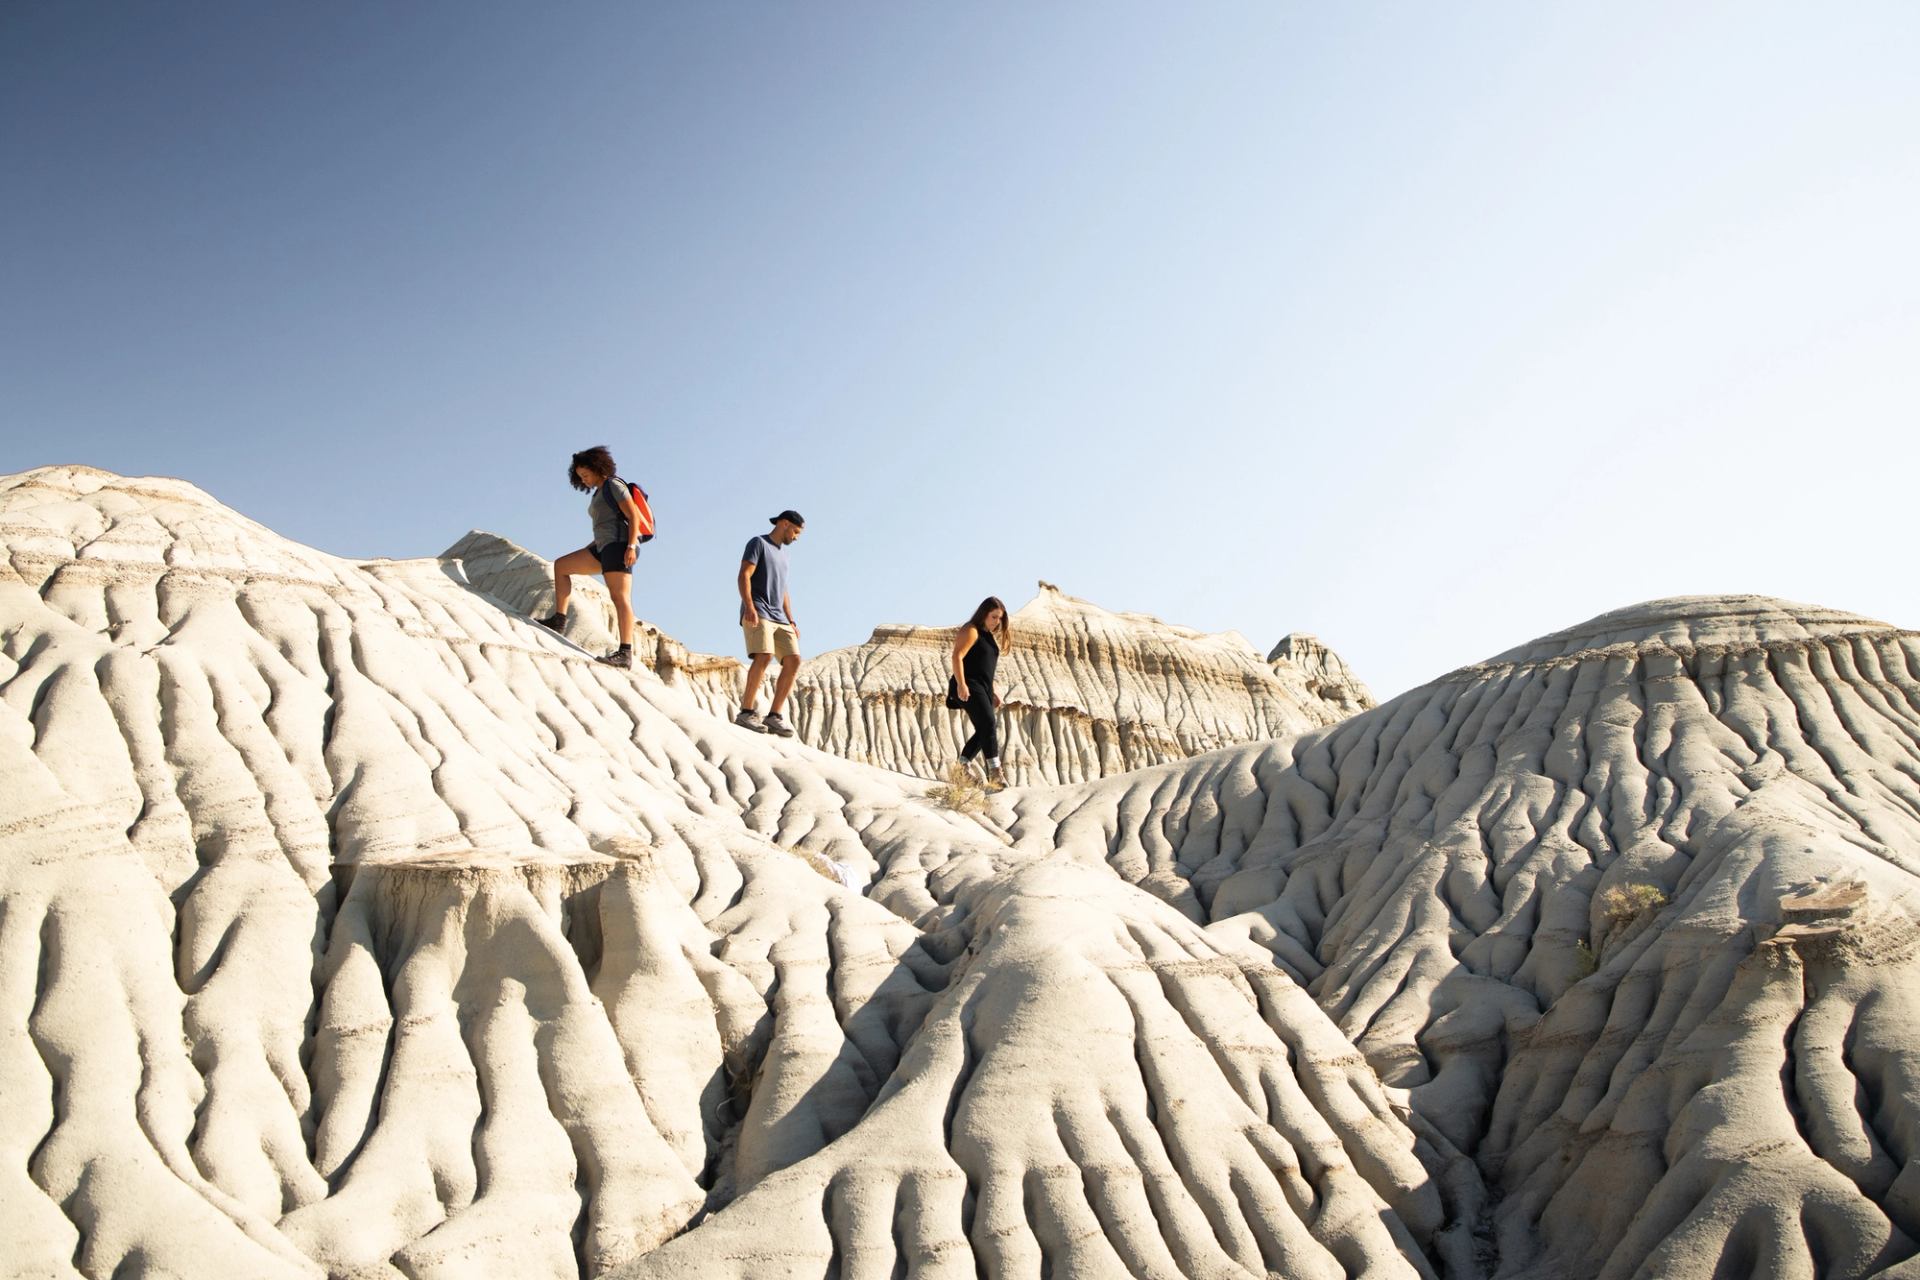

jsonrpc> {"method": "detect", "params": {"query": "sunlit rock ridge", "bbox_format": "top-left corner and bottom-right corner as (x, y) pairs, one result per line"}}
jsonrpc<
(789, 582), (1375, 785)
(5, 463), (1920, 1280)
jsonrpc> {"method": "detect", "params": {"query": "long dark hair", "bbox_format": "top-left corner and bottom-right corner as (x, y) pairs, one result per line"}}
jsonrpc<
(963, 596), (1011, 648)
(569, 445), (616, 491)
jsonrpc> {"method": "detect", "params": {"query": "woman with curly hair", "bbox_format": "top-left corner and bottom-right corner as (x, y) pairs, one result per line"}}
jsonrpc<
(946, 595), (1011, 790)
(536, 445), (643, 668)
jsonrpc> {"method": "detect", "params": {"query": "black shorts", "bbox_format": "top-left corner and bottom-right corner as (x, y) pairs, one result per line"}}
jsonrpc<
(592, 543), (634, 574)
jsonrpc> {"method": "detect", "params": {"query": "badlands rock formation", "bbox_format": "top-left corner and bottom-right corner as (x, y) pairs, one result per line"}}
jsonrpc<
(4, 465), (1919, 1280)
(790, 582), (1375, 784)
(1002, 594), (1920, 1279)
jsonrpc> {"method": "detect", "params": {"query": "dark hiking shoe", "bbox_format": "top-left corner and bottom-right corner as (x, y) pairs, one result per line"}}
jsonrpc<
(536, 612), (565, 632)
(734, 708), (765, 732)
(763, 712), (796, 738)
(599, 648), (633, 669)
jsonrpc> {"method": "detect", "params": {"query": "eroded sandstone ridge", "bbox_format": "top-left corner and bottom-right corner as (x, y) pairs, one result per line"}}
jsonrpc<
(4, 464), (1919, 1279)
(790, 582), (1375, 784)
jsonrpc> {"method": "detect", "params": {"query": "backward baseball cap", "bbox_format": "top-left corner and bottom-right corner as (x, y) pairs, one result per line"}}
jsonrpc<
(769, 509), (805, 526)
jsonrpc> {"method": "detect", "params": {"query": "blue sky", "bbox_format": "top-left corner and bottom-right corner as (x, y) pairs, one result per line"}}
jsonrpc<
(4, 2), (1916, 698)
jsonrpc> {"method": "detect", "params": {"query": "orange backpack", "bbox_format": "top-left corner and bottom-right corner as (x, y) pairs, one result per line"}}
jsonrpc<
(611, 477), (655, 543)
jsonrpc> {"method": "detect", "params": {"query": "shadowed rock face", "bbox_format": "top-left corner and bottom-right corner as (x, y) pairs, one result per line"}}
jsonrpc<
(790, 582), (1375, 785)
(4, 465), (1917, 1280)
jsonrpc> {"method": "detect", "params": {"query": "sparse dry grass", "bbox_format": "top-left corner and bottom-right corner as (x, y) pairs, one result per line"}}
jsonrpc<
(927, 762), (989, 814)
(778, 844), (841, 883)
(1601, 883), (1668, 928)
(1572, 939), (1597, 979)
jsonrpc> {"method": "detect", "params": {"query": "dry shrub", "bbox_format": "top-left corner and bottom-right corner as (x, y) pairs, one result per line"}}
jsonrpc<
(1572, 939), (1597, 979)
(1601, 882), (1668, 928)
(778, 845), (841, 883)
(927, 762), (988, 814)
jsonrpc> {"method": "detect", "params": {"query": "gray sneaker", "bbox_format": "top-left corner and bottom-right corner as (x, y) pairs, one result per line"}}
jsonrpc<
(734, 708), (765, 732)
(599, 648), (632, 669)
(762, 712), (796, 738)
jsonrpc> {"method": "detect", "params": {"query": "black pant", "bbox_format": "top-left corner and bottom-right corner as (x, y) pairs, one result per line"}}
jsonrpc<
(959, 690), (999, 762)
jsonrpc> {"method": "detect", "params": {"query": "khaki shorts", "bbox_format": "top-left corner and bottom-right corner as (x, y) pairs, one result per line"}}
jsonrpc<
(743, 620), (801, 659)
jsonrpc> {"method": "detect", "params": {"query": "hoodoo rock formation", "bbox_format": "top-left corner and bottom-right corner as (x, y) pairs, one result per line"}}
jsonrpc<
(5, 465), (1919, 1280)
(790, 582), (1375, 784)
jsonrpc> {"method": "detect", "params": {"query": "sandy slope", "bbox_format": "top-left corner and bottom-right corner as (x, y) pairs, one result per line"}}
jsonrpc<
(3, 465), (1917, 1279)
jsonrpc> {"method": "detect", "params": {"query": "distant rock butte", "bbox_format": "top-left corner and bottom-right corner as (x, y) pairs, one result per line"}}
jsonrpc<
(7, 465), (1920, 1280)
(791, 582), (1374, 784)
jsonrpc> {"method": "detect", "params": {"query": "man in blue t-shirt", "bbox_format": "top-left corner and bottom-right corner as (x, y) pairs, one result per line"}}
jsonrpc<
(735, 509), (804, 736)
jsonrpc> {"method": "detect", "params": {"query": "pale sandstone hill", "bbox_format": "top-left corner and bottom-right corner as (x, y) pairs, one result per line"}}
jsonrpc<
(6, 465), (1919, 1280)
(790, 582), (1375, 784)
(999, 594), (1920, 1279)
(0, 467), (1463, 1280)
(1270, 630), (1372, 717)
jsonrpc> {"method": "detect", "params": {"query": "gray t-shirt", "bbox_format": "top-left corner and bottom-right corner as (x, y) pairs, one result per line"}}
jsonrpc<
(589, 480), (626, 550)
(741, 534), (791, 624)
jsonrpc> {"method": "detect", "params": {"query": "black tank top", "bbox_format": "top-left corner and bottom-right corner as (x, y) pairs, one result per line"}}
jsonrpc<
(962, 629), (999, 690)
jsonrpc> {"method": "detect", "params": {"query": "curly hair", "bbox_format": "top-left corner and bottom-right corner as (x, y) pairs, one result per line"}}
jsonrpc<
(569, 446), (616, 491)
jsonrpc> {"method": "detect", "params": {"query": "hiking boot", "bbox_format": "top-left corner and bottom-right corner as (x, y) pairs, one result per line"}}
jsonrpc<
(762, 712), (796, 738)
(983, 769), (1008, 793)
(734, 708), (765, 732)
(536, 612), (565, 632)
(599, 648), (633, 669)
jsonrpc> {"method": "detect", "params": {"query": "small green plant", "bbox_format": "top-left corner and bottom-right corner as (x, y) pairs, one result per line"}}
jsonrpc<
(927, 762), (988, 814)
(1572, 939), (1597, 979)
(1600, 883), (1668, 928)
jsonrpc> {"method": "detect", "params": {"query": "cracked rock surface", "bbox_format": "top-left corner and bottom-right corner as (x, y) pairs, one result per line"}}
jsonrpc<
(4, 465), (1918, 1280)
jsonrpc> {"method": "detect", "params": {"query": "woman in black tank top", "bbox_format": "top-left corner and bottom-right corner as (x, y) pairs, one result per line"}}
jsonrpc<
(947, 596), (1011, 790)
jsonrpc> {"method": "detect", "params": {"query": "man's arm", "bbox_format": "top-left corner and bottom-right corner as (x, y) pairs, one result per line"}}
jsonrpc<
(782, 593), (797, 634)
(738, 563), (758, 625)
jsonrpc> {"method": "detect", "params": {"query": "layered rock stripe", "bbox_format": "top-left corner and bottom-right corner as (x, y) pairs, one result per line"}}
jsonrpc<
(3, 465), (1917, 1279)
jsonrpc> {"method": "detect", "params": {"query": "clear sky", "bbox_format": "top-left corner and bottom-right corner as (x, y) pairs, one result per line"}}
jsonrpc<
(4, 3), (1916, 699)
